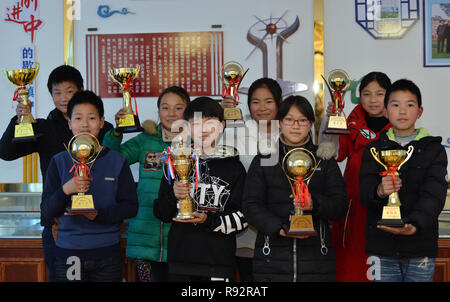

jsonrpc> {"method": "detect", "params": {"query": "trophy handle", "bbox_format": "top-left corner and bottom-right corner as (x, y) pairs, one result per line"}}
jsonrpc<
(398, 145), (414, 171)
(370, 147), (388, 170)
(237, 68), (249, 89)
(321, 74), (335, 104)
(1, 68), (8, 81)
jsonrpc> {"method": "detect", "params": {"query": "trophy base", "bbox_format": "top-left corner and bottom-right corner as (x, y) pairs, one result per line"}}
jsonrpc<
(225, 119), (245, 128)
(285, 215), (318, 236)
(323, 127), (350, 135)
(66, 208), (98, 216)
(176, 198), (195, 220)
(224, 107), (243, 121)
(116, 115), (143, 133)
(12, 134), (40, 143)
(13, 124), (42, 143)
(377, 219), (405, 228)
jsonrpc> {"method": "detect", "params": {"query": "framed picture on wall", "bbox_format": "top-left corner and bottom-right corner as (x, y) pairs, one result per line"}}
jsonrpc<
(355, 0), (420, 39)
(423, 0), (450, 67)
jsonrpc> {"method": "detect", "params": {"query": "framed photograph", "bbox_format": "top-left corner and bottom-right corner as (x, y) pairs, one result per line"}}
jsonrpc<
(355, 0), (420, 39)
(423, 0), (450, 67)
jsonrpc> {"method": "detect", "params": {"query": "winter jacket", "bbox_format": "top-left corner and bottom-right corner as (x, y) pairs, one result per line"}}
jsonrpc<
(359, 128), (448, 258)
(153, 147), (247, 279)
(102, 121), (171, 262)
(324, 104), (391, 281)
(242, 138), (348, 282)
(0, 108), (113, 226)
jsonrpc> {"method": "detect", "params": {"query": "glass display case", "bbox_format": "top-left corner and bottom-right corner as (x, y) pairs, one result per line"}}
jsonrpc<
(0, 183), (43, 238)
(438, 190), (450, 238)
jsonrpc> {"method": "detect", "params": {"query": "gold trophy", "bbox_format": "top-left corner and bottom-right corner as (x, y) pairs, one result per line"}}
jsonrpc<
(322, 69), (351, 135)
(172, 137), (196, 220)
(109, 65), (143, 133)
(370, 146), (414, 227)
(221, 61), (248, 126)
(281, 148), (319, 236)
(2, 63), (40, 143)
(65, 133), (102, 215)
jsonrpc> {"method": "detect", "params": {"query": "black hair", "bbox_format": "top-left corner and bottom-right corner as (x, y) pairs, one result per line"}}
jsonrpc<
(277, 95), (315, 123)
(384, 79), (422, 108)
(247, 77), (283, 111)
(67, 90), (104, 118)
(183, 97), (224, 122)
(47, 65), (84, 94)
(359, 71), (391, 95)
(157, 86), (191, 108)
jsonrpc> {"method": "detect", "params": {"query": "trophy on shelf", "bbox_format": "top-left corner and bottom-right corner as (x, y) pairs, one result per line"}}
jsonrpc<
(221, 61), (248, 127)
(281, 148), (319, 236)
(162, 137), (200, 220)
(370, 146), (414, 227)
(65, 133), (102, 215)
(108, 65), (143, 133)
(2, 63), (40, 143)
(322, 69), (351, 135)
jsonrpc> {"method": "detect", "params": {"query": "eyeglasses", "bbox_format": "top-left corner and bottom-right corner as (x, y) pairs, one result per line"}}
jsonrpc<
(281, 117), (310, 127)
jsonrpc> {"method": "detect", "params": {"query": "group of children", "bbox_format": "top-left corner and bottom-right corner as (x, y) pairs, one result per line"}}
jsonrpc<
(0, 65), (447, 282)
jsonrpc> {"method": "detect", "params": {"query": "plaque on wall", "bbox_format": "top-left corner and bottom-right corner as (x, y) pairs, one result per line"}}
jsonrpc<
(355, 0), (420, 39)
(86, 31), (223, 97)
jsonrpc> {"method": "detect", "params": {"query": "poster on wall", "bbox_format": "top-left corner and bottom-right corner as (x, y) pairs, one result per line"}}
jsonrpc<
(423, 0), (450, 67)
(3, 0), (43, 43)
(355, 0), (419, 39)
(86, 31), (224, 98)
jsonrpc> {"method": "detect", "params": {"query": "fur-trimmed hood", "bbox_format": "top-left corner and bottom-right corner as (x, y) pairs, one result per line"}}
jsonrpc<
(141, 119), (158, 136)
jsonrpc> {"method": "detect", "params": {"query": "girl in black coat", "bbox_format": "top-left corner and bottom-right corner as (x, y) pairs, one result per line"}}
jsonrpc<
(242, 96), (348, 282)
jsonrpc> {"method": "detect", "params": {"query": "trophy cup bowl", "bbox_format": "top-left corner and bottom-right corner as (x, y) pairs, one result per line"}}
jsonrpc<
(370, 146), (414, 227)
(282, 148), (318, 236)
(2, 63), (40, 142)
(327, 69), (350, 92)
(67, 133), (101, 215)
(221, 61), (248, 126)
(172, 139), (195, 220)
(108, 66), (143, 133)
(322, 69), (351, 135)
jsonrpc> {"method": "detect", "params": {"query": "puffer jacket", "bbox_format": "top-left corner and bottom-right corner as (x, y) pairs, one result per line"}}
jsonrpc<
(102, 121), (170, 262)
(359, 128), (448, 258)
(242, 138), (348, 282)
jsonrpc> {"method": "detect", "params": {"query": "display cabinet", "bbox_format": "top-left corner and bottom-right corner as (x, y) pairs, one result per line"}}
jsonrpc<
(434, 189), (450, 282)
(0, 183), (136, 282)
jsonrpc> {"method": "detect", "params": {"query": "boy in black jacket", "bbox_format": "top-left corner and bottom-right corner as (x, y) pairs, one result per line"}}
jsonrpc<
(360, 79), (448, 282)
(153, 97), (247, 281)
(0, 65), (113, 281)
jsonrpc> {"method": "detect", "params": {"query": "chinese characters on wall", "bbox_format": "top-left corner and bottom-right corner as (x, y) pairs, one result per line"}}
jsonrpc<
(86, 31), (224, 98)
(4, 0), (43, 43)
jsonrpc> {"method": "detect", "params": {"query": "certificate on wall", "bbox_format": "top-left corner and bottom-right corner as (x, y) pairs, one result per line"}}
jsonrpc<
(86, 31), (224, 97)
(355, 0), (419, 39)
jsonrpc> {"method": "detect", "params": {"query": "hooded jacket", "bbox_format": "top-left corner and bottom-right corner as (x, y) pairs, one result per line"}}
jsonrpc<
(102, 120), (171, 263)
(0, 108), (113, 226)
(242, 138), (348, 282)
(359, 128), (448, 258)
(153, 146), (247, 279)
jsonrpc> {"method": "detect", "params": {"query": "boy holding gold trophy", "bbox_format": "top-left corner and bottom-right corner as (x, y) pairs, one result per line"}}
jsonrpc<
(360, 79), (448, 282)
(41, 90), (138, 282)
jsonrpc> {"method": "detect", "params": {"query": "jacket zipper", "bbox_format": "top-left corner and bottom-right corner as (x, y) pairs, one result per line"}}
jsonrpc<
(293, 238), (297, 282)
(159, 221), (164, 262)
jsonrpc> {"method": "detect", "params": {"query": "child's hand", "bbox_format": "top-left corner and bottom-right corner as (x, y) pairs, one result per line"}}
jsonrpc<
(221, 95), (237, 109)
(290, 193), (313, 211)
(113, 108), (129, 136)
(173, 180), (192, 200)
(325, 101), (341, 116)
(62, 176), (91, 196)
(377, 174), (402, 197)
(377, 223), (416, 236)
(16, 102), (31, 119)
(173, 212), (207, 224)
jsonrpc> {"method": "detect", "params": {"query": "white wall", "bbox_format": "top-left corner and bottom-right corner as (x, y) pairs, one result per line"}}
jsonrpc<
(0, 0), (314, 182)
(324, 0), (450, 176)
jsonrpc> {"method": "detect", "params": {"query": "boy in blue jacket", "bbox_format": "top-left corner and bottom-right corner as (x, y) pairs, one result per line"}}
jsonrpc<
(41, 90), (138, 282)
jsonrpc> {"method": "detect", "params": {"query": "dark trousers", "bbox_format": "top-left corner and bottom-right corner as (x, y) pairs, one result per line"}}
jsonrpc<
(437, 36), (445, 53)
(42, 226), (56, 282)
(54, 254), (123, 282)
(135, 259), (168, 282)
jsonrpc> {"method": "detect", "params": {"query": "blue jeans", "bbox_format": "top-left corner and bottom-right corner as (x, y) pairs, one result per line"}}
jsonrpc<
(374, 256), (435, 282)
(54, 254), (123, 282)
